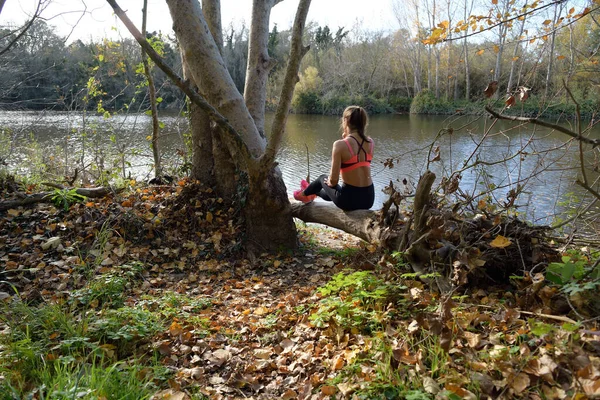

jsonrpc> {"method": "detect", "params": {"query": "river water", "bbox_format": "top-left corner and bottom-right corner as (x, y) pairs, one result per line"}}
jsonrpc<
(1, 110), (599, 225)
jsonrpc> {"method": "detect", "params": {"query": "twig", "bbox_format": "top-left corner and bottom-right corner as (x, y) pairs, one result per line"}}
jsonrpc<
(551, 198), (599, 230)
(305, 144), (310, 182)
(564, 80), (587, 185)
(485, 106), (600, 147)
(565, 294), (586, 321)
(466, 304), (578, 324)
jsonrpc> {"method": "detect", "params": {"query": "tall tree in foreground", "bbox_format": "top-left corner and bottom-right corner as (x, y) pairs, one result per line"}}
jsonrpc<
(107, 0), (311, 251)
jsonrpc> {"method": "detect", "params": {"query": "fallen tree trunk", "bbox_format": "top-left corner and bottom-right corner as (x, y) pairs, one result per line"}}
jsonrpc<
(290, 202), (380, 243)
(290, 171), (453, 292)
(0, 187), (117, 211)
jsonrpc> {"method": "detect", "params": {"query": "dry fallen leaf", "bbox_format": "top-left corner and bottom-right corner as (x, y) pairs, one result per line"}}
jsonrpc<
(422, 376), (440, 394)
(151, 389), (190, 400)
(490, 235), (511, 248)
(509, 372), (530, 394)
(321, 385), (337, 396)
(254, 348), (272, 359)
(464, 331), (482, 348)
(282, 389), (297, 399)
(254, 306), (269, 315)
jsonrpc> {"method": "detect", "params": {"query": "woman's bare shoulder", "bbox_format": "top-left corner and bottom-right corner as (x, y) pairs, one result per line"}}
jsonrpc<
(332, 139), (347, 148)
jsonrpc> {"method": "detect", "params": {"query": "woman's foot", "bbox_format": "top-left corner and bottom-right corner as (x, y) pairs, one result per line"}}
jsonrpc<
(294, 179), (316, 203)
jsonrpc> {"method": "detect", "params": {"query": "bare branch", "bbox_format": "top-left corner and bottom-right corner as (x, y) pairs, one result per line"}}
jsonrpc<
(484, 106), (600, 147)
(576, 179), (600, 202)
(105, 0), (252, 163)
(0, 0), (49, 57)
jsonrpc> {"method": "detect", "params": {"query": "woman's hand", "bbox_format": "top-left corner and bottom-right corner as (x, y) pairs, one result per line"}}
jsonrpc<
(325, 177), (337, 187)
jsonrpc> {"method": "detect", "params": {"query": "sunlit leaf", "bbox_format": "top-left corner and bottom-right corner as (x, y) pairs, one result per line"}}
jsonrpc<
(490, 235), (511, 248)
(476, 49), (485, 56)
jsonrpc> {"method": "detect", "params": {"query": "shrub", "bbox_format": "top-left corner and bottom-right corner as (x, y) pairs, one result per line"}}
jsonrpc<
(292, 90), (322, 114)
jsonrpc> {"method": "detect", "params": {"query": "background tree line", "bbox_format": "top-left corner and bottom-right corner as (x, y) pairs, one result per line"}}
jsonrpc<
(1, 0), (599, 118)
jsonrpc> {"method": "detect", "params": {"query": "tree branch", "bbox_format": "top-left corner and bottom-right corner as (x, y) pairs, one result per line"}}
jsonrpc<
(259, 0), (311, 174)
(0, 0), (48, 57)
(484, 106), (600, 147)
(438, 1), (597, 44)
(105, 0), (253, 163)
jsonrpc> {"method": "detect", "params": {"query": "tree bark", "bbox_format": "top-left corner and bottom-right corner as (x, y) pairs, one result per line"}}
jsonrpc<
(290, 202), (380, 243)
(244, 0), (312, 251)
(183, 0), (223, 188)
(166, 0), (265, 159)
(493, 0), (511, 96)
(166, 0), (310, 251)
(202, 0), (223, 52)
(244, 0), (280, 138)
(183, 60), (215, 186)
(463, 0), (473, 100)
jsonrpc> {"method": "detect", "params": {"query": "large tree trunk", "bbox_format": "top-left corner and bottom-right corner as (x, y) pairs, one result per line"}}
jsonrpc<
(182, 55), (216, 186)
(169, 0), (315, 252)
(107, 0), (311, 252)
(167, 0), (265, 157)
(244, 0), (280, 138)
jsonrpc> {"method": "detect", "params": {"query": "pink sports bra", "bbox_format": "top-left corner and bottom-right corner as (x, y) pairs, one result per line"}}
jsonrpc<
(340, 136), (373, 173)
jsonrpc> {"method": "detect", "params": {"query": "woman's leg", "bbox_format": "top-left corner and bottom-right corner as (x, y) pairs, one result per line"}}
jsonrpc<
(304, 174), (342, 202)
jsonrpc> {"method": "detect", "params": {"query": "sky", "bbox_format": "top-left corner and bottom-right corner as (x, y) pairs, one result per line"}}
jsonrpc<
(1, 0), (399, 42)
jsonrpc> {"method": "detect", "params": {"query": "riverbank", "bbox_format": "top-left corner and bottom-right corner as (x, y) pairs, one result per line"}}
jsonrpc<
(288, 91), (599, 120)
(3, 92), (597, 121)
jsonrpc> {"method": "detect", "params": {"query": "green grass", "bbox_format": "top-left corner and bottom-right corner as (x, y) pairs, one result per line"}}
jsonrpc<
(0, 299), (172, 398)
(0, 259), (193, 399)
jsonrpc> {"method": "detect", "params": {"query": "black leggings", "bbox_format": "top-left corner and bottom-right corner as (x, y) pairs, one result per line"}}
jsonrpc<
(304, 174), (375, 211)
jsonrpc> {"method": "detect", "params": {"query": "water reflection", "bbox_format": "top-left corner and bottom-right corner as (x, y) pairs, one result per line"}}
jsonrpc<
(1, 110), (598, 224)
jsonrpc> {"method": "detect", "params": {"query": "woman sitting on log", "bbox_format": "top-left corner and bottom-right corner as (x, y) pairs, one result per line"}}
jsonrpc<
(293, 105), (375, 211)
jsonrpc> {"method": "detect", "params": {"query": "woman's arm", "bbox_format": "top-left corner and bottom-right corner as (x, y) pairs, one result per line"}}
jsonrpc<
(327, 140), (343, 186)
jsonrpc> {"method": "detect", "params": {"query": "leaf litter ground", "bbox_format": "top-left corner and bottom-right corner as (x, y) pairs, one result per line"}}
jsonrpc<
(1, 180), (599, 399)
